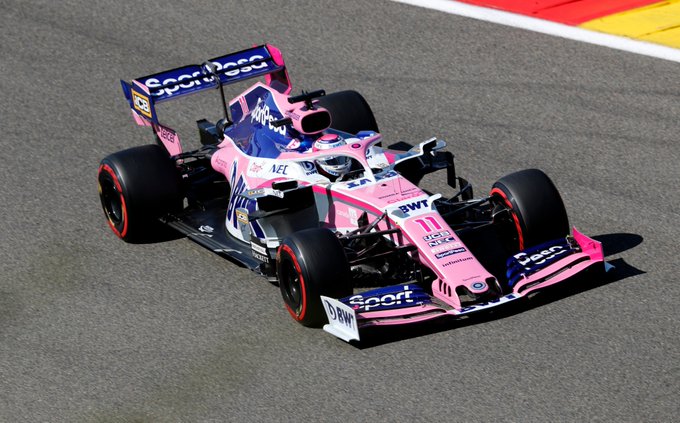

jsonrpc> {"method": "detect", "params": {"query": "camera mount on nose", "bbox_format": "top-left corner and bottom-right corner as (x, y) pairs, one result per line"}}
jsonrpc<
(288, 89), (326, 110)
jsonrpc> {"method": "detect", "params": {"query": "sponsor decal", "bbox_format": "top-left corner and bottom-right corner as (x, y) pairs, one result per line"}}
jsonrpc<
(252, 251), (269, 263)
(323, 298), (357, 330)
(414, 216), (443, 233)
(236, 210), (248, 224)
(286, 139), (301, 150)
(423, 231), (450, 241)
(300, 161), (318, 175)
(506, 241), (573, 287)
(213, 156), (230, 173)
(348, 285), (416, 312)
(250, 98), (286, 136)
(250, 242), (267, 255)
(435, 247), (466, 259)
(249, 162), (264, 173)
(198, 225), (214, 233)
(471, 281), (487, 290)
(463, 275), (482, 282)
(145, 54), (268, 97)
(349, 208), (358, 224)
(347, 178), (371, 189)
(343, 171), (398, 188)
(376, 170), (398, 180)
(132, 91), (152, 118)
(214, 55), (268, 76)
(427, 236), (457, 247)
(337, 208), (359, 226)
(399, 199), (428, 214)
(386, 194), (421, 204)
(157, 125), (175, 143)
(513, 245), (568, 269)
(442, 256), (473, 267)
(430, 242), (462, 254)
(457, 294), (518, 314)
(250, 240), (270, 263)
(271, 164), (288, 175)
(246, 188), (265, 196)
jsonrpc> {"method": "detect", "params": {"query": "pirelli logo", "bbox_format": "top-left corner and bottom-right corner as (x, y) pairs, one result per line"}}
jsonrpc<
(132, 91), (152, 119)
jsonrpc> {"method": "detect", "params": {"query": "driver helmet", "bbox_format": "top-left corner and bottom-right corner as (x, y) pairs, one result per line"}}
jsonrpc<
(313, 133), (351, 178)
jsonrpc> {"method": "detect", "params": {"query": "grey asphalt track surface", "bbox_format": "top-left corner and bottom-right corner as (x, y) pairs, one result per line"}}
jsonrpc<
(1, 0), (678, 421)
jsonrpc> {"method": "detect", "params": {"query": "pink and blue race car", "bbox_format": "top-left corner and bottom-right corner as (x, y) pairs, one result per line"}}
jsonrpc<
(98, 45), (607, 342)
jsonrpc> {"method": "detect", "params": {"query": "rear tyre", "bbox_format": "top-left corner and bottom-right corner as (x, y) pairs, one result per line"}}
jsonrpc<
(317, 90), (379, 135)
(490, 169), (569, 252)
(97, 144), (183, 242)
(277, 228), (352, 327)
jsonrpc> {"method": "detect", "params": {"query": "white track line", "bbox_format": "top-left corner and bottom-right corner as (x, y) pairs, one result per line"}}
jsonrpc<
(392, 0), (680, 63)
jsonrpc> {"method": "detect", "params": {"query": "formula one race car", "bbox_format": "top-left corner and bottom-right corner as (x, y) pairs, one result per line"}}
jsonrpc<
(98, 45), (606, 342)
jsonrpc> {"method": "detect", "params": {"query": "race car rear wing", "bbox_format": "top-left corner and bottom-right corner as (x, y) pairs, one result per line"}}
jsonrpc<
(121, 44), (290, 125)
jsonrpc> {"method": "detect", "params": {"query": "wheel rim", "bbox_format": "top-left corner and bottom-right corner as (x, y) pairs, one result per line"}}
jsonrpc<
(100, 176), (123, 224)
(278, 244), (308, 321)
(490, 188), (524, 251)
(280, 259), (302, 310)
(98, 164), (128, 238)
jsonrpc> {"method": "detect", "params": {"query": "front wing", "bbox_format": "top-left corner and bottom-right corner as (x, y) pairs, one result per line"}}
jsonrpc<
(322, 228), (609, 342)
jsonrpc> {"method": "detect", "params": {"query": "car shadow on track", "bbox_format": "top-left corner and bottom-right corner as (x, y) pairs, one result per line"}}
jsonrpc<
(351, 232), (644, 349)
(123, 225), (186, 244)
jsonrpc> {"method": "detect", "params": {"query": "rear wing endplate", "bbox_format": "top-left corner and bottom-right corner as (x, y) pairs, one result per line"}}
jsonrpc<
(121, 44), (289, 124)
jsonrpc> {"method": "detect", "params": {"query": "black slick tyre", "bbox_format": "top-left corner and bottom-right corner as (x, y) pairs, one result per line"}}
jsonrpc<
(276, 228), (352, 327)
(317, 90), (379, 135)
(97, 144), (182, 242)
(491, 169), (569, 251)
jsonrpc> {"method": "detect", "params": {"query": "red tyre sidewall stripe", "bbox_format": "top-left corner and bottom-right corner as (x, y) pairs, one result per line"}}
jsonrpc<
(279, 244), (307, 321)
(98, 164), (129, 239)
(490, 187), (524, 250)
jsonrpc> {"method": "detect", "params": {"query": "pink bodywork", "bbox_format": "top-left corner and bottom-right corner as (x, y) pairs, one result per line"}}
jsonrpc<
(127, 78), (184, 156)
(355, 227), (604, 327)
(210, 121), (604, 328)
(124, 51), (604, 330)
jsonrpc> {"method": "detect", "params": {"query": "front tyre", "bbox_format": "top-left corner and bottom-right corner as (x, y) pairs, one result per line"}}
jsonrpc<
(491, 168), (569, 252)
(276, 228), (352, 327)
(97, 144), (182, 242)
